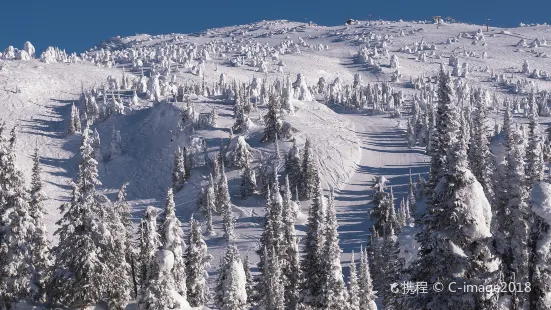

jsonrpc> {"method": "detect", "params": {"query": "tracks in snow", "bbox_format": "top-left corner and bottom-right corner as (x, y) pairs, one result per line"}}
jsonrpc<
(334, 113), (429, 263)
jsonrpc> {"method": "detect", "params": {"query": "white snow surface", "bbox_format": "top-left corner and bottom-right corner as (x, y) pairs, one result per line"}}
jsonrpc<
(6, 18), (551, 308)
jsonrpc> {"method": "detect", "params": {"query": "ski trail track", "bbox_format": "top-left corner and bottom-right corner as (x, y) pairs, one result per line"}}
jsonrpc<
(335, 113), (430, 264)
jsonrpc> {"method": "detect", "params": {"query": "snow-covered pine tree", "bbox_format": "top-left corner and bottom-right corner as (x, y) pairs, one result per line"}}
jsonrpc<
(370, 179), (398, 237)
(140, 250), (189, 310)
(186, 217), (210, 307)
(502, 123), (531, 308)
(406, 117), (415, 147)
(240, 159), (257, 199)
(137, 207), (161, 296)
(109, 125), (122, 161)
(428, 66), (455, 191)
(172, 147), (186, 190)
(113, 182), (138, 298)
(105, 191), (132, 310)
(300, 169), (326, 307)
(282, 75), (295, 114)
(358, 246), (377, 310)
(261, 94), (283, 142)
(215, 244), (248, 310)
(286, 138), (302, 193)
(282, 175), (301, 309)
(526, 93), (543, 185)
(299, 138), (316, 200)
(347, 251), (360, 310)
(410, 98), (500, 308)
(0, 127), (36, 308)
(494, 101), (514, 259)
(256, 176), (284, 305)
(233, 96), (250, 133)
(210, 108), (218, 126)
(528, 182), (551, 309)
(205, 174), (216, 235)
(28, 145), (52, 304)
(407, 170), (416, 214)
(159, 188), (187, 297)
(261, 246), (285, 310)
(50, 125), (114, 308)
(468, 90), (494, 200)
(380, 228), (402, 310)
(231, 136), (252, 168)
(218, 163), (235, 241)
(69, 103), (81, 135)
(183, 147), (192, 180)
(320, 189), (348, 309)
(243, 255), (255, 306)
(91, 128), (102, 162)
(397, 198), (407, 227)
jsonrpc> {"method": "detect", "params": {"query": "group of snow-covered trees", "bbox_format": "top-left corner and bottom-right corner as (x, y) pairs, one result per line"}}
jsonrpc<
(0, 124), (51, 309)
(400, 65), (551, 309)
(196, 149), (236, 241)
(0, 122), (213, 309)
(316, 75), (405, 113)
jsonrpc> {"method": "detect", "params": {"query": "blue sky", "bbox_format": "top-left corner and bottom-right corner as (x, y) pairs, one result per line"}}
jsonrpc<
(1, 0), (547, 54)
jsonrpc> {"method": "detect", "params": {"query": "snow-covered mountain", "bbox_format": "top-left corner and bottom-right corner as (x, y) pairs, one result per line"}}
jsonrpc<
(2, 18), (551, 309)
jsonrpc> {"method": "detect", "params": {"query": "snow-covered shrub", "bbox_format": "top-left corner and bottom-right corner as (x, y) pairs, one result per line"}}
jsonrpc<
(292, 73), (313, 101)
(2, 46), (15, 60)
(390, 54), (400, 68)
(24, 41), (35, 58)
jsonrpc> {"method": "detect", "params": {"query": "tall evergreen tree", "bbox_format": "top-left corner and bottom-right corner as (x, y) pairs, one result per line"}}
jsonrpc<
(286, 138), (302, 192)
(300, 169), (326, 307)
(428, 66), (456, 191)
(370, 179), (398, 237)
(0, 126), (36, 309)
(140, 250), (184, 310)
(320, 189), (348, 309)
(50, 125), (115, 308)
(205, 174), (216, 235)
(380, 229), (402, 310)
(172, 147), (186, 191)
(69, 103), (81, 135)
(526, 94), (543, 185)
(186, 217), (210, 307)
(407, 170), (416, 214)
(528, 183), (551, 310)
(410, 98), (500, 309)
(282, 175), (301, 309)
(261, 94), (283, 142)
(503, 124), (531, 309)
(243, 255), (255, 306)
(299, 139), (316, 200)
(183, 147), (192, 180)
(468, 90), (494, 200)
(105, 191), (132, 310)
(358, 247), (378, 310)
(347, 251), (360, 310)
(28, 145), (52, 304)
(240, 159), (257, 199)
(113, 182), (138, 298)
(256, 174), (284, 305)
(159, 188), (187, 297)
(137, 207), (161, 297)
(216, 245), (248, 310)
(262, 246), (285, 310)
(218, 163), (235, 241)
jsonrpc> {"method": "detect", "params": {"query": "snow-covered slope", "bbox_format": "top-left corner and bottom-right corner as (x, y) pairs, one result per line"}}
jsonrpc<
(5, 18), (551, 308)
